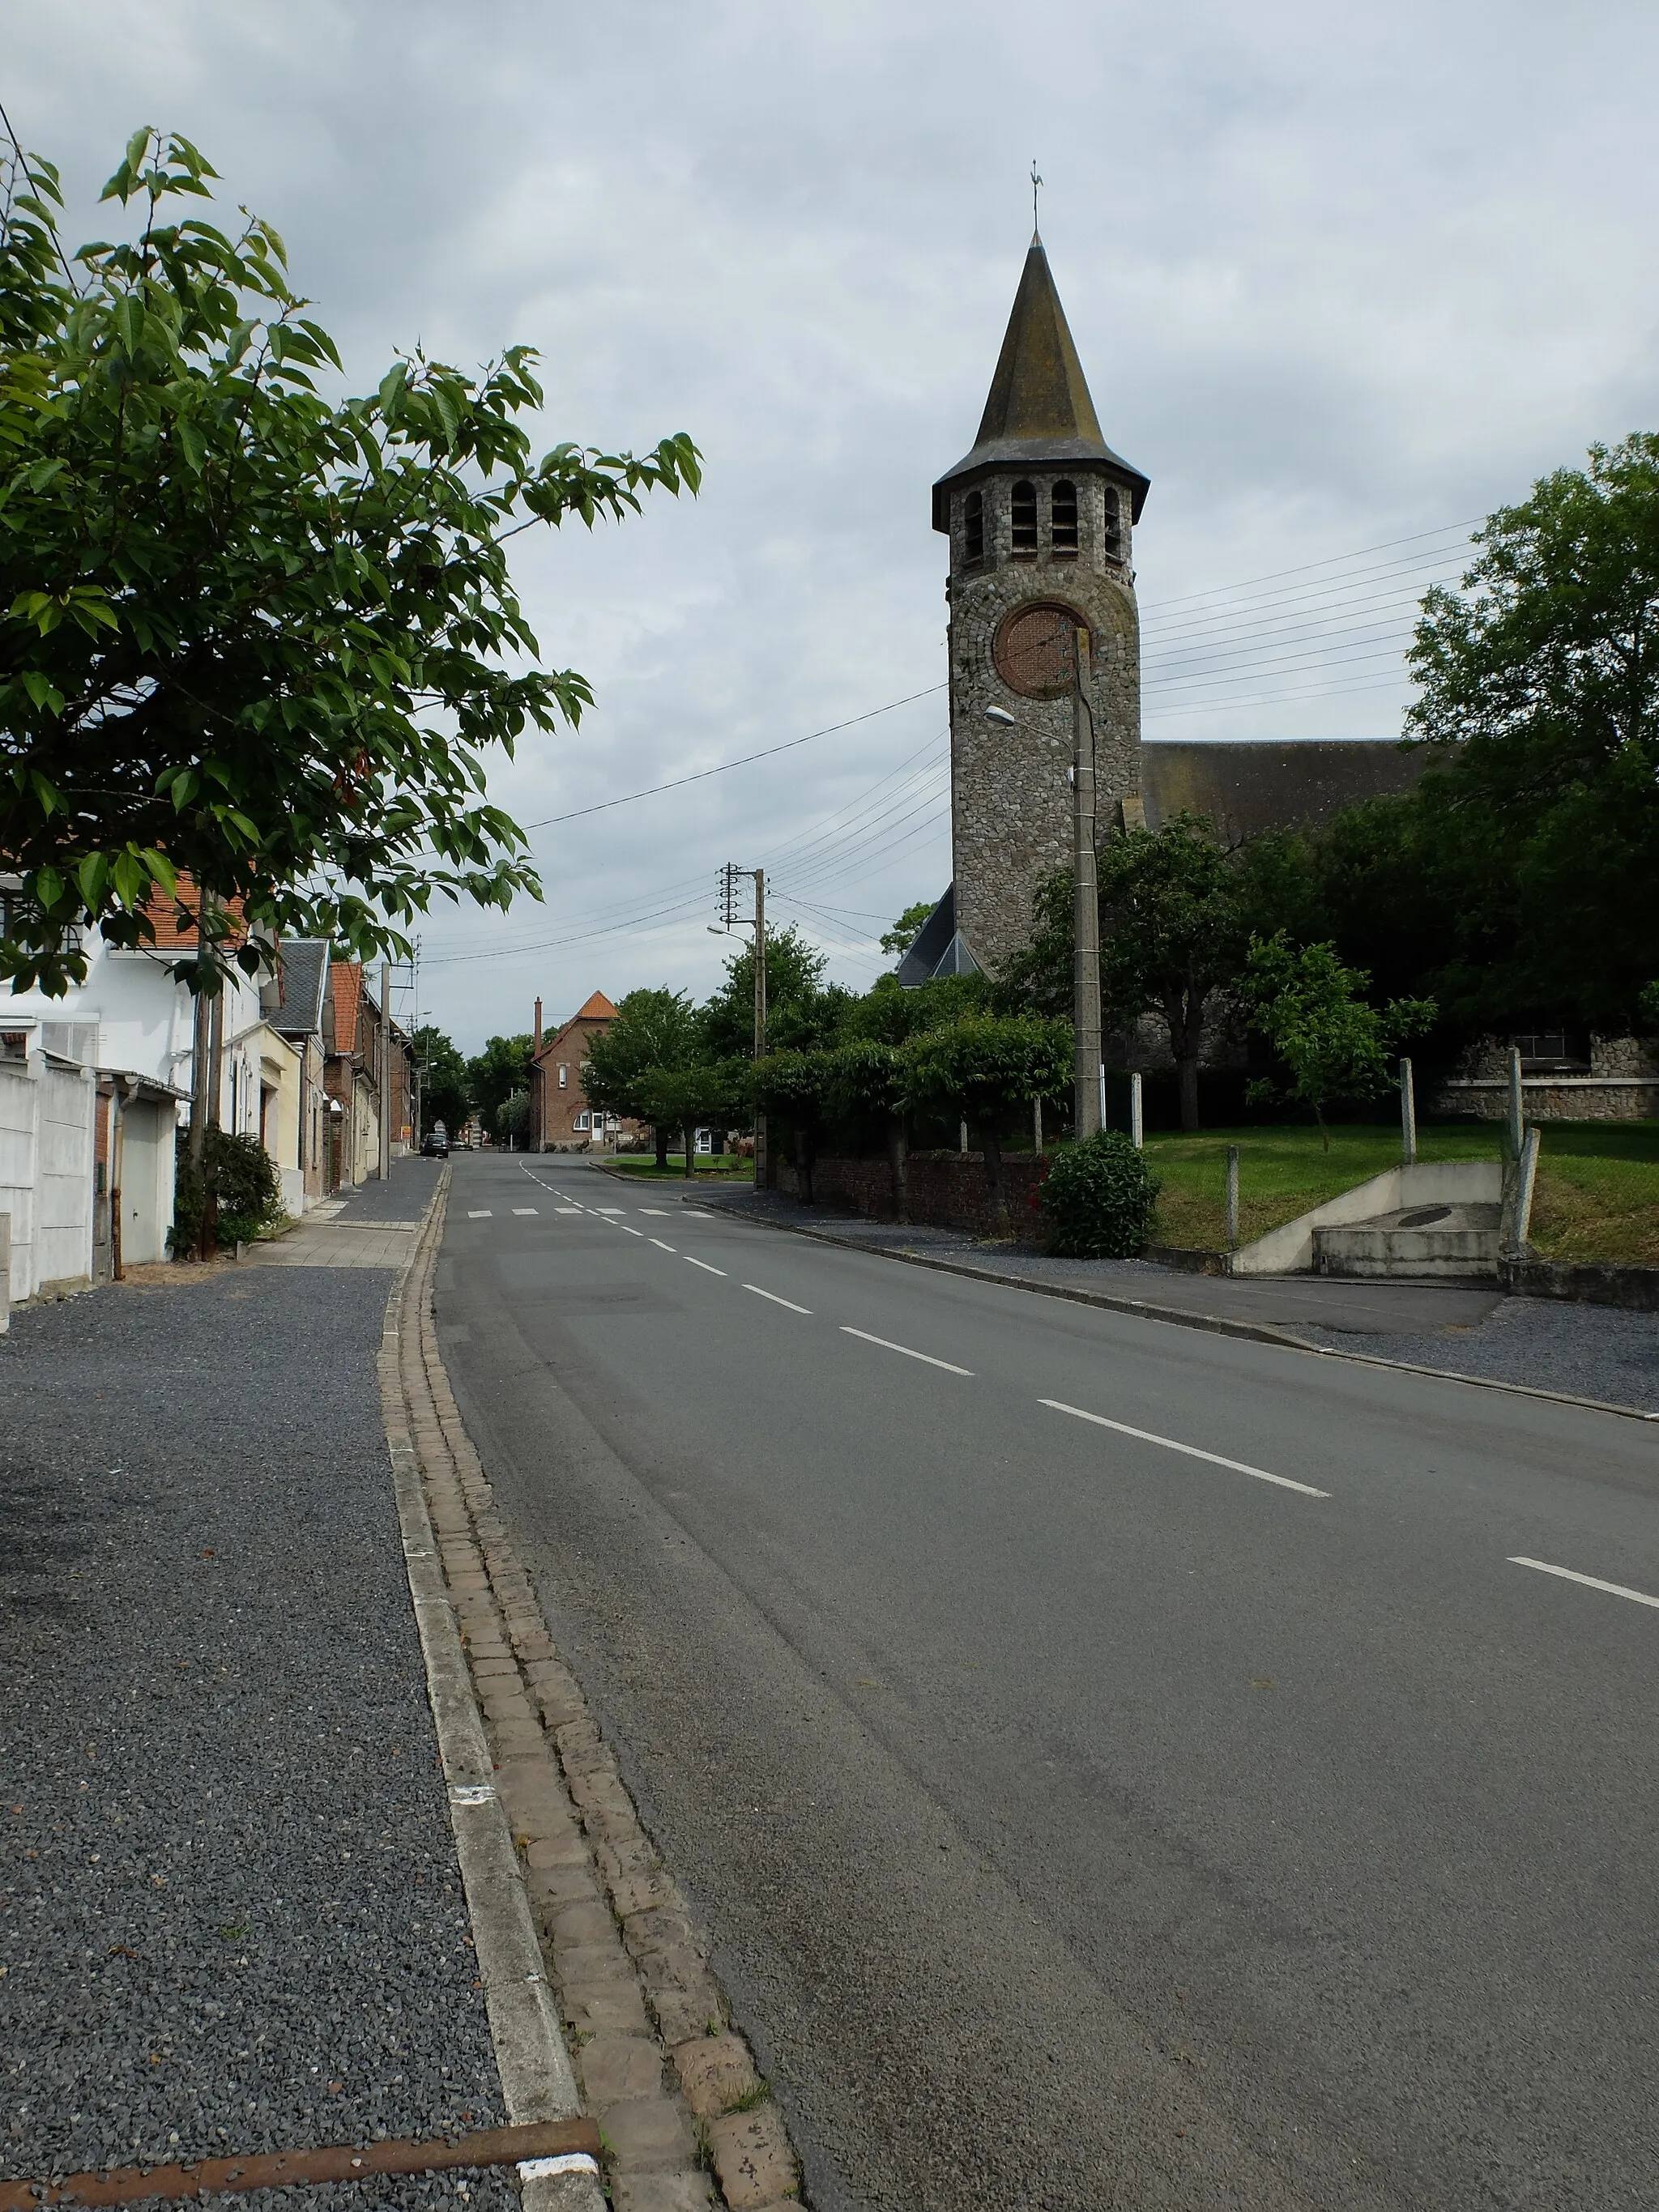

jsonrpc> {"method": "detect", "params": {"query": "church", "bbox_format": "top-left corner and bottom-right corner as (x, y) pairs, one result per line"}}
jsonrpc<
(896, 231), (1423, 987)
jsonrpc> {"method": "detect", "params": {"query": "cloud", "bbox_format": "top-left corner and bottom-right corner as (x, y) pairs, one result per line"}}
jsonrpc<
(12, 0), (1657, 1045)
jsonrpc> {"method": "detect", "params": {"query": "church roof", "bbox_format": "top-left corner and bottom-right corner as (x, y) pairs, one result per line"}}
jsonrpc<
(1141, 740), (1429, 844)
(932, 237), (1149, 530)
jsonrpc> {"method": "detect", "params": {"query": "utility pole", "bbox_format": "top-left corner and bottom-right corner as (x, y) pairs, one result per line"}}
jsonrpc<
(1073, 624), (1103, 1139)
(753, 867), (767, 1187)
(719, 863), (768, 1183)
(377, 958), (390, 1178)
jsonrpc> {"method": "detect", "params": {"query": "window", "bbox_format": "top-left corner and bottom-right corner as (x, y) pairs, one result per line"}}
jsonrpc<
(558, 1063), (569, 1089)
(574, 1110), (591, 1130)
(963, 488), (984, 565)
(1010, 480), (1038, 554)
(1102, 487), (1124, 560)
(1511, 1031), (1589, 1069)
(1051, 480), (1078, 556)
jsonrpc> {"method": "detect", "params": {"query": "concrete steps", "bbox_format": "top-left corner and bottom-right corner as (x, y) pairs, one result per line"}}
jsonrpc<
(1313, 1200), (1501, 1280)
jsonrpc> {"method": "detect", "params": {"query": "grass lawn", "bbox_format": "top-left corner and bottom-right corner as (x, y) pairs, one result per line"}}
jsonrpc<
(608, 1154), (754, 1182)
(1527, 1123), (1659, 1263)
(1143, 1123), (1499, 1251)
(1139, 1119), (1659, 1263)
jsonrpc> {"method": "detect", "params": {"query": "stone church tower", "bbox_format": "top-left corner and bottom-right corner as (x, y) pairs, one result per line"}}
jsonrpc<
(902, 234), (1149, 982)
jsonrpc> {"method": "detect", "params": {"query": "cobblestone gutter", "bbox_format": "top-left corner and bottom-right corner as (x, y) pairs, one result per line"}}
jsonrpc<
(386, 1173), (801, 2212)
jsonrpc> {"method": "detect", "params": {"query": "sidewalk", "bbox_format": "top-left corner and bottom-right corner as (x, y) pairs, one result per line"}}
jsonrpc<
(0, 1166), (516, 2205)
(691, 1183), (1659, 1417)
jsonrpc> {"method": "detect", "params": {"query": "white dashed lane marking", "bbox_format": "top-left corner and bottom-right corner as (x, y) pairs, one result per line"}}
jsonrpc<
(744, 1285), (812, 1315)
(555, 1207), (582, 1215)
(1510, 1558), (1659, 1609)
(513, 1208), (537, 1215)
(1039, 1400), (1328, 1498)
(841, 1327), (972, 1377)
(650, 1238), (676, 1251)
(685, 1256), (727, 1276)
(467, 1210), (492, 1218)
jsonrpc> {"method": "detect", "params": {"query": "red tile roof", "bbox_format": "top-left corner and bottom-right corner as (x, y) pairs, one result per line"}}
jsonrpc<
(534, 991), (619, 1063)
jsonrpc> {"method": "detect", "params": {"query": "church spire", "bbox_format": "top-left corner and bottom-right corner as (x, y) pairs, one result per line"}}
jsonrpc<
(974, 237), (1106, 454)
(932, 238), (1148, 531)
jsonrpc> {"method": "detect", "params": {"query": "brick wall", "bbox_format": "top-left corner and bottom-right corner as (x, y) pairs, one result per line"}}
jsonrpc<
(773, 1149), (1048, 1241)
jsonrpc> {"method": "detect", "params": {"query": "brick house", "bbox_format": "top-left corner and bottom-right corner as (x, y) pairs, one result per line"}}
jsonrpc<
(528, 991), (642, 1151)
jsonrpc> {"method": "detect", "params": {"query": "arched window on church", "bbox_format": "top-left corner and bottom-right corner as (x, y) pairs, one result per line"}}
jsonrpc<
(1010, 479), (1038, 555)
(963, 488), (984, 566)
(1051, 480), (1079, 556)
(1102, 487), (1124, 560)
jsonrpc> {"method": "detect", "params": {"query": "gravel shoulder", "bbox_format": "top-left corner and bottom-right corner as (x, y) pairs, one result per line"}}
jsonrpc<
(0, 1260), (515, 2208)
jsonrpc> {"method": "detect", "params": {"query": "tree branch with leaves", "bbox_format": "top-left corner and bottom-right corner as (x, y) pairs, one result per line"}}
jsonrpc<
(0, 128), (699, 995)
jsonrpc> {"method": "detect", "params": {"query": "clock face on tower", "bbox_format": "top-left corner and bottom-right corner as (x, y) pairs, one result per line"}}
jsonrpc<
(993, 601), (1090, 700)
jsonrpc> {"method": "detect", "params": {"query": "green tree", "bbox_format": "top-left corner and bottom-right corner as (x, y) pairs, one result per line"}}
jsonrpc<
(1003, 820), (1248, 1131)
(1097, 816), (1247, 1135)
(749, 1048), (838, 1201)
(0, 130), (699, 996)
(880, 901), (937, 957)
(701, 926), (840, 1057)
(467, 1034), (533, 1133)
(1243, 934), (1435, 1149)
(899, 1014), (1072, 1222)
(582, 987), (700, 1168)
(410, 1023), (468, 1139)
(635, 1061), (743, 1180)
(827, 1037), (911, 1219)
(496, 1089), (531, 1147)
(1406, 434), (1659, 1030)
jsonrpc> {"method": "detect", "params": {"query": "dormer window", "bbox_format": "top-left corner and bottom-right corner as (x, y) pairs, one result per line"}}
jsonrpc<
(1103, 487), (1124, 560)
(1051, 481), (1078, 556)
(1010, 480), (1038, 555)
(963, 488), (984, 565)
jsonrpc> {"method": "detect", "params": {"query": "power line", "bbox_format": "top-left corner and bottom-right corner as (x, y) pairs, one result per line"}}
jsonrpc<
(518, 684), (945, 832)
(1141, 519), (1482, 615)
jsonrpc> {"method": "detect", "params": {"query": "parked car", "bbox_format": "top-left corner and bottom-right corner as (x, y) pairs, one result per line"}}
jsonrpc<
(422, 1122), (450, 1157)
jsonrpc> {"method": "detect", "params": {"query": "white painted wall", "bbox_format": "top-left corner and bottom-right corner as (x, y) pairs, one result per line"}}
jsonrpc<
(0, 1051), (96, 1298)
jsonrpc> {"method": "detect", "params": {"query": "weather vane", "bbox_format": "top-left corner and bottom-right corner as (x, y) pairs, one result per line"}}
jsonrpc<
(1030, 160), (1043, 234)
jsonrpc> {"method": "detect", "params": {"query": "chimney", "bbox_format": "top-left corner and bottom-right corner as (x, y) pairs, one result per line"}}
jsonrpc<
(533, 996), (543, 1055)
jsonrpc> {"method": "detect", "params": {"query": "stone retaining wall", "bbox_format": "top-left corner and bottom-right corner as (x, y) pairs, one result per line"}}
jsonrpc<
(1499, 1254), (1659, 1311)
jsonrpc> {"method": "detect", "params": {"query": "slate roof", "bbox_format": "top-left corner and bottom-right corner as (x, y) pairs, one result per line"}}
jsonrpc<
(271, 940), (330, 1039)
(933, 237), (1149, 530)
(1140, 739), (1429, 844)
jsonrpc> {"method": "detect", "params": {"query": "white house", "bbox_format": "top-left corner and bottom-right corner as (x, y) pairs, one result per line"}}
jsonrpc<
(0, 883), (303, 1306)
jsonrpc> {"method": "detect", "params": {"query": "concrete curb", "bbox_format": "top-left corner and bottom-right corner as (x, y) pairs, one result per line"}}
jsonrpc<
(382, 1171), (603, 2212)
(682, 1190), (1659, 1429)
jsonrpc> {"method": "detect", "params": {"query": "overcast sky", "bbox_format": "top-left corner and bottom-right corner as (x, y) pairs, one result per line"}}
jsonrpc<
(13, 2), (1659, 1049)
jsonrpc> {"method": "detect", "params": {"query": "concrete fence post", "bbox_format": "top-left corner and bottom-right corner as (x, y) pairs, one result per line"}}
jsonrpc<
(0, 1210), (9, 1333)
(1032, 1095), (1043, 1157)
(1226, 1145), (1240, 1251)
(1129, 1071), (1144, 1150)
(1507, 1045), (1525, 1160)
(1400, 1056), (1417, 1166)
(1512, 1125), (1541, 1253)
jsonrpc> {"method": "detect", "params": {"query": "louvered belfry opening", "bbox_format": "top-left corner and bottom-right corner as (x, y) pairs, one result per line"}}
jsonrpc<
(1010, 479), (1038, 554)
(963, 488), (985, 565)
(1051, 479), (1078, 555)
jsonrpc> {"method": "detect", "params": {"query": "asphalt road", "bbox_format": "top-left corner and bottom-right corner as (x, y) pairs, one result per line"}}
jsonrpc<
(437, 1154), (1659, 2212)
